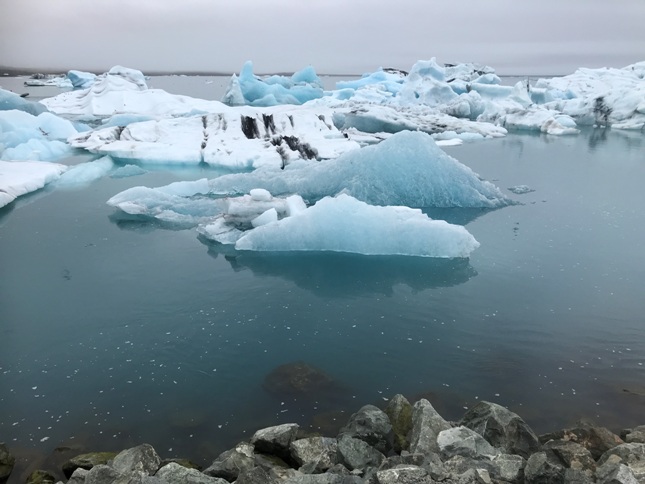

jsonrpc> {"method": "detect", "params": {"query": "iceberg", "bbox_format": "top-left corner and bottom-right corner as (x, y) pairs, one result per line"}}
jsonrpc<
(40, 65), (221, 120)
(532, 61), (645, 130)
(207, 130), (512, 208)
(110, 164), (147, 178)
(0, 88), (49, 116)
(0, 160), (67, 208)
(69, 107), (360, 168)
(67, 70), (98, 90)
(0, 110), (79, 161)
(23, 75), (72, 88)
(230, 194), (479, 258)
(222, 61), (324, 107)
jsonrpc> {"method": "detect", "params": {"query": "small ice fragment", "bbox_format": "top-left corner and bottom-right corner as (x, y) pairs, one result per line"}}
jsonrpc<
(250, 188), (272, 201)
(507, 185), (535, 194)
(40, 436), (49, 442)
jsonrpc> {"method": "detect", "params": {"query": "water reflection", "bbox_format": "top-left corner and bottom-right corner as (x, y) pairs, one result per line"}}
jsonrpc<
(201, 238), (477, 297)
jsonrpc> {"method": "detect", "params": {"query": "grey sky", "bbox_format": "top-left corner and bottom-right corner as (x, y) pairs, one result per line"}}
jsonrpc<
(0, 0), (643, 75)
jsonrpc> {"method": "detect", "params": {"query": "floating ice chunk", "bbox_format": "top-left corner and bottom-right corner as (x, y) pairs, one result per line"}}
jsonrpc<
(251, 208), (278, 227)
(225, 194), (288, 220)
(332, 103), (506, 138)
(197, 217), (244, 245)
(235, 194), (480, 258)
(222, 61), (324, 107)
(250, 188), (272, 202)
(507, 185), (535, 195)
(110, 164), (147, 178)
(209, 130), (512, 209)
(106, 66), (147, 89)
(67, 70), (97, 89)
(336, 69), (405, 96)
(532, 62), (645, 129)
(55, 157), (114, 187)
(0, 110), (79, 161)
(0, 160), (67, 208)
(489, 107), (579, 135)
(0, 88), (49, 116)
(24, 75), (72, 88)
(107, 178), (222, 225)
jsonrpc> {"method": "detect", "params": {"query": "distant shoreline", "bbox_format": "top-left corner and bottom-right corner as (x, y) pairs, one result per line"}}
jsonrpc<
(0, 66), (560, 79)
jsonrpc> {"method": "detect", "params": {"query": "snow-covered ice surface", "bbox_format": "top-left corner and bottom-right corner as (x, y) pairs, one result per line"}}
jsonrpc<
(69, 107), (360, 169)
(533, 61), (645, 130)
(41, 66), (222, 120)
(0, 160), (67, 208)
(231, 194), (480, 258)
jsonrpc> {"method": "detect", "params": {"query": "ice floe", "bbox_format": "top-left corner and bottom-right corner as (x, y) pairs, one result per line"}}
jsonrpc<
(230, 194), (480, 258)
(54, 157), (114, 188)
(0, 160), (67, 208)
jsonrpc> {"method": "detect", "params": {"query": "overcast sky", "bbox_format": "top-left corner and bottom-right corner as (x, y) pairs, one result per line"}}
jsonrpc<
(0, 0), (643, 75)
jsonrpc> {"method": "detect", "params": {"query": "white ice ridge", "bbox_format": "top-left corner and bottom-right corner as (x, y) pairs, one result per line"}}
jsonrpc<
(69, 106), (360, 169)
(200, 193), (480, 258)
(207, 130), (512, 208)
(0, 160), (67, 208)
(40, 66), (222, 119)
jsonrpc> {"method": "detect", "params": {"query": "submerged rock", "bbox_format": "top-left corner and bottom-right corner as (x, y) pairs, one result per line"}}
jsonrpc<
(263, 361), (341, 399)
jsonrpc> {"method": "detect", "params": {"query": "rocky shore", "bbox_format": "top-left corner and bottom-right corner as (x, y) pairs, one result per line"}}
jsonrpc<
(3, 395), (645, 484)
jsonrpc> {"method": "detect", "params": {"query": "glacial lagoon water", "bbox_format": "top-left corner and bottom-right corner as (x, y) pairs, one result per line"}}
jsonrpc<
(1, 77), (645, 476)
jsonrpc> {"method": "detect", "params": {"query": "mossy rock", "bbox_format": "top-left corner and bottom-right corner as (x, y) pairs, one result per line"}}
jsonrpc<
(0, 443), (15, 483)
(385, 394), (413, 453)
(26, 469), (56, 484)
(62, 451), (118, 478)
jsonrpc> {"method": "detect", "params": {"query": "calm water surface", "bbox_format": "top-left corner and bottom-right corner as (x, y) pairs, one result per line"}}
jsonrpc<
(1, 78), (644, 479)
